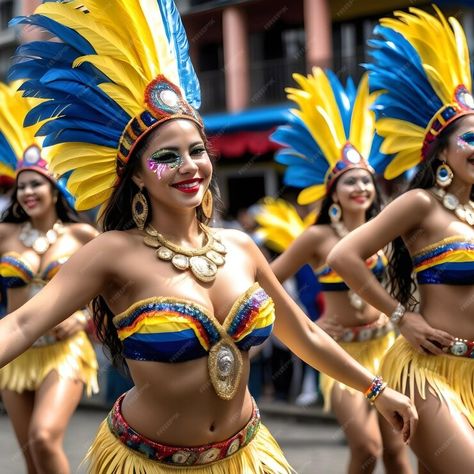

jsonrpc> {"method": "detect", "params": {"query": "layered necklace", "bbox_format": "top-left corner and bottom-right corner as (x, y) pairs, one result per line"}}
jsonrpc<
(431, 187), (474, 226)
(19, 220), (65, 255)
(143, 222), (226, 282)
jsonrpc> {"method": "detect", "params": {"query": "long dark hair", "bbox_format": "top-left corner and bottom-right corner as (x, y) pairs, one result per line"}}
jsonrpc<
(1, 174), (80, 224)
(315, 169), (383, 225)
(387, 119), (473, 309)
(93, 123), (220, 370)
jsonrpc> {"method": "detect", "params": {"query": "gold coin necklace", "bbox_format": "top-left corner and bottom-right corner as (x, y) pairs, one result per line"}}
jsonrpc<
(143, 222), (226, 282)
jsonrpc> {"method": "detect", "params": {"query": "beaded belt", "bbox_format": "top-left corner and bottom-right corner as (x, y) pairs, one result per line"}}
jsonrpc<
(339, 319), (394, 343)
(448, 337), (474, 358)
(107, 393), (261, 466)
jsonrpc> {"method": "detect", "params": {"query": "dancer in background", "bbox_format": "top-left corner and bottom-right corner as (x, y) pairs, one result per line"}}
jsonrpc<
(257, 69), (411, 474)
(328, 6), (474, 472)
(0, 83), (98, 474)
(4, 1), (417, 472)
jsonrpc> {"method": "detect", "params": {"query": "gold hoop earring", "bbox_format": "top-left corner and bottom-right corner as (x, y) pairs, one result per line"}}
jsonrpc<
(436, 162), (453, 188)
(132, 189), (148, 230)
(328, 202), (342, 223)
(201, 189), (213, 219)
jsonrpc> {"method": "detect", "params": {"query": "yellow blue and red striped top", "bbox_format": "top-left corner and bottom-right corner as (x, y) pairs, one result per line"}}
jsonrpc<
(412, 236), (474, 284)
(315, 251), (387, 291)
(113, 283), (275, 363)
(0, 252), (68, 288)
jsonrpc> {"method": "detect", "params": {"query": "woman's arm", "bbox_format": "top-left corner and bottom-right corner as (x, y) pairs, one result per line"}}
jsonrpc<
(246, 236), (417, 441)
(327, 190), (454, 353)
(271, 226), (322, 282)
(0, 232), (114, 366)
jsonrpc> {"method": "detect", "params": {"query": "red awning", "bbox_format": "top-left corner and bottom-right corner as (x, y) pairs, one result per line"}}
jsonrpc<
(209, 129), (281, 158)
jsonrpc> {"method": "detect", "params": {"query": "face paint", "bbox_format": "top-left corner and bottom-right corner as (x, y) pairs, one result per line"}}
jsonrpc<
(147, 149), (184, 179)
(456, 131), (474, 150)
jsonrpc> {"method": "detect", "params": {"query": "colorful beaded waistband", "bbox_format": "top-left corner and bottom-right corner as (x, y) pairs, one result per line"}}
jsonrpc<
(448, 337), (474, 358)
(107, 393), (261, 466)
(339, 319), (394, 343)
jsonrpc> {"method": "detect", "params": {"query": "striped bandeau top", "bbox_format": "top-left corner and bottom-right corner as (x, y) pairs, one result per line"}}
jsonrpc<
(0, 252), (69, 288)
(113, 283), (275, 363)
(315, 251), (387, 292)
(412, 236), (474, 285)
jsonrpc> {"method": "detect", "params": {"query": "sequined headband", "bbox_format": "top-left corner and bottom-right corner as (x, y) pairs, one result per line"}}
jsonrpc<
(116, 76), (204, 176)
(422, 85), (474, 159)
(326, 142), (374, 191)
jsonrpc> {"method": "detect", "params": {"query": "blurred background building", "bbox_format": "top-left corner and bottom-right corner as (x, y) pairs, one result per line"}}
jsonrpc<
(3, 0), (474, 217)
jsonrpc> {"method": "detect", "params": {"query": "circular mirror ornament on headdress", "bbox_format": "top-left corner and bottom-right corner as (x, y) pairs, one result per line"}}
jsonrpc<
(22, 145), (42, 166)
(343, 143), (362, 164)
(145, 76), (187, 117)
(454, 85), (474, 110)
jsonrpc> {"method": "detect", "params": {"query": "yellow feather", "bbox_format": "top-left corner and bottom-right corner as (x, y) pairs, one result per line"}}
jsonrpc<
(298, 184), (326, 205)
(385, 149), (421, 180)
(98, 84), (142, 117)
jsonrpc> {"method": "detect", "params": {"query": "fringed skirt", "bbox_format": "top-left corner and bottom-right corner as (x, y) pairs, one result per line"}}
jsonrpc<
(320, 330), (396, 411)
(381, 336), (474, 427)
(85, 393), (294, 473)
(0, 330), (98, 396)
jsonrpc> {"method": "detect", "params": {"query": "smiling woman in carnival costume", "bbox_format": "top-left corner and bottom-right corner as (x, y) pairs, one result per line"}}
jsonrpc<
(257, 69), (412, 473)
(0, 82), (98, 474)
(328, 6), (474, 472)
(3, 1), (418, 472)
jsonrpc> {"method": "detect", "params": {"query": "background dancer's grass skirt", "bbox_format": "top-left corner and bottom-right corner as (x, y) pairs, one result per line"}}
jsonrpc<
(320, 331), (396, 411)
(0, 330), (98, 395)
(381, 336), (474, 427)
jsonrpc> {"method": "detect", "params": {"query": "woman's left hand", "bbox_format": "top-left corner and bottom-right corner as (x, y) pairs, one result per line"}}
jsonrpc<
(373, 387), (418, 444)
(52, 312), (87, 340)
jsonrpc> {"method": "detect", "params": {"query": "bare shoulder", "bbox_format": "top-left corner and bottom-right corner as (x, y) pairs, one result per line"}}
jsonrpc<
(212, 227), (254, 249)
(67, 222), (100, 244)
(0, 222), (18, 239)
(302, 224), (332, 244)
(387, 188), (435, 215)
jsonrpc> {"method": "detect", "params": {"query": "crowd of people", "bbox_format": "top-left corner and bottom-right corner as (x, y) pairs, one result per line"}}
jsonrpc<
(0, 1), (471, 473)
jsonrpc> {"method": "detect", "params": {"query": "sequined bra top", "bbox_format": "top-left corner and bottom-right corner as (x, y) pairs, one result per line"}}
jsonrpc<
(412, 236), (474, 285)
(0, 252), (69, 288)
(315, 252), (387, 292)
(113, 282), (275, 363)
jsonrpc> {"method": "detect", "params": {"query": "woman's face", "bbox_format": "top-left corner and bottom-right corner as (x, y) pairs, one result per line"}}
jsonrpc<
(16, 171), (56, 219)
(444, 114), (474, 186)
(133, 119), (212, 214)
(332, 168), (375, 214)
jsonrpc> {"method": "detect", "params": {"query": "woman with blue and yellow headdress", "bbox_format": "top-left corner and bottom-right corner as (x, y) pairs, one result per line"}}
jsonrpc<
(329, 6), (474, 471)
(0, 81), (98, 473)
(1, 1), (418, 472)
(257, 68), (413, 473)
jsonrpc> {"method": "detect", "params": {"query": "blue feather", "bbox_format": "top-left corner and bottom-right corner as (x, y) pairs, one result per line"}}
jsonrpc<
(37, 118), (121, 142)
(42, 128), (118, 148)
(326, 70), (352, 137)
(0, 133), (17, 171)
(10, 15), (95, 55)
(157, 0), (201, 108)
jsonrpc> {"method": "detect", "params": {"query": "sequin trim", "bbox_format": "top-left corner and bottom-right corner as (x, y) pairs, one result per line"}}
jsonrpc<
(107, 393), (261, 465)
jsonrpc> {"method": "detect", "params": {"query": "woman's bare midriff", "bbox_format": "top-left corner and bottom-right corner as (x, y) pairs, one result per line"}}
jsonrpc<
(120, 354), (253, 446)
(419, 284), (474, 340)
(322, 292), (382, 327)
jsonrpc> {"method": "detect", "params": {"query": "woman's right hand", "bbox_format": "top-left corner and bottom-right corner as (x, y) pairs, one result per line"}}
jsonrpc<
(373, 386), (418, 444)
(399, 311), (455, 355)
(316, 318), (345, 340)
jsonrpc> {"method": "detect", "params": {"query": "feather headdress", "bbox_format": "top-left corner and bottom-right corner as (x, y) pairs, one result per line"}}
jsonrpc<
(366, 5), (474, 179)
(9, 0), (202, 210)
(272, 68), (379, 205)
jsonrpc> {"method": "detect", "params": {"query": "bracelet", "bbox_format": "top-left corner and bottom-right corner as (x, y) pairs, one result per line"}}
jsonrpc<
(364, 376), (387, 404)
(389, 302), (406, 325)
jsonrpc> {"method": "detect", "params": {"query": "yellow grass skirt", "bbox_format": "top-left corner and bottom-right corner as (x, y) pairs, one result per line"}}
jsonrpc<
(381, 336), (474, 427)
(85, 416), (294, 473)
(320, 330), (396, 411)
(0, 330), (98, 396)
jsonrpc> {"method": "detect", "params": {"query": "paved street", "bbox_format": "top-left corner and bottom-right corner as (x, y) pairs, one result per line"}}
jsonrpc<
(0, 405), (417, 473)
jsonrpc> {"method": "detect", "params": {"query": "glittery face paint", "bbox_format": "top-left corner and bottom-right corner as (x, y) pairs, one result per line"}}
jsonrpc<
(456, 131), (474, 150)
(147, 149), (184, 180)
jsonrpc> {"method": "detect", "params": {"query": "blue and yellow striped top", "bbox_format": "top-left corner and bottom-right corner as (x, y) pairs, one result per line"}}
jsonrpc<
(113, 283), (275, 363)
(0, 252), (69, 288)
(412, 236), (474, 285)
(315, 251), (387, 292)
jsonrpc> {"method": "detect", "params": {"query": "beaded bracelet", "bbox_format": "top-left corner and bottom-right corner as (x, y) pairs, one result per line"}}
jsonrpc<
(389, 302), (406, 325)
(364, 376), (387, 404)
